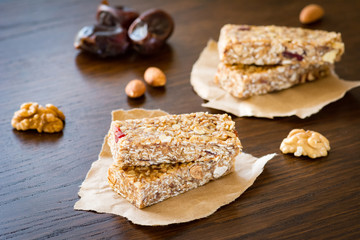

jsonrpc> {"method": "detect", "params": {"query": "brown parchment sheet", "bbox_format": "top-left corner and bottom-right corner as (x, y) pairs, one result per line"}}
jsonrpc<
(74, 108), (276, 226)
(190, 40), (360, 119)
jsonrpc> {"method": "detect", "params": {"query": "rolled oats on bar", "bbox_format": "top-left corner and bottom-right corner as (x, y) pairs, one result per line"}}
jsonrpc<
(107, 112), (242, 167)
(108, 154), (237, 208)
(215, 62), (332, 98)
(218, 24), (344, 66)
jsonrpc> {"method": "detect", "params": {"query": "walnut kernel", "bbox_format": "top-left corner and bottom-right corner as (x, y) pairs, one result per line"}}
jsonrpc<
(11, 102), (65, 133)
(144, 67), (166, 87)
(125, 79), (146, 98)
(280, 129), (330, 159)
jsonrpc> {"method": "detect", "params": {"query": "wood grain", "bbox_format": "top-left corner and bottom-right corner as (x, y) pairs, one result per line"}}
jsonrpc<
(0, 0), (359, 239)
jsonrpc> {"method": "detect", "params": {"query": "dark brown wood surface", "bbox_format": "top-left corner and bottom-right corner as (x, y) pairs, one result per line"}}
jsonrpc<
(1, 0), (359, 239)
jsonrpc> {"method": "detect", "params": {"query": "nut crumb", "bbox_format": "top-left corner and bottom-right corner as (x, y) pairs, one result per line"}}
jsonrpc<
(322, 50), (338, 63)
(11, 102), (65, 133)
(189, 165), (204, 179)
(213, 166), (228, 178)
(280, 129), (330, 158)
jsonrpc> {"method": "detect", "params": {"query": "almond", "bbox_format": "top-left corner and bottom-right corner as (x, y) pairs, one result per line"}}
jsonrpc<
(299, 4), (324, 24)
(144, 67), (167, 87)
(125, 79), (146, 98)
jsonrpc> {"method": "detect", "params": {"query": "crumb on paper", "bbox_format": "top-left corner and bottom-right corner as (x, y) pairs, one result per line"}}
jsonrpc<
(280, 129), (330, 158)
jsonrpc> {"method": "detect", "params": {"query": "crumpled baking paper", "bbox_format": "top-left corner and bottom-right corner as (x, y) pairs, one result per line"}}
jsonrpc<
(74, 108), (276, 226)
(190, 40), (360, 119)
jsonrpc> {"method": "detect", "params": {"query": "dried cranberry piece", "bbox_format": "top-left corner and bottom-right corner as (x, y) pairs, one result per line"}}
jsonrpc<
(238, 25), (250, 31)
(114, 126), (126, 143)
(282, 51), (304, 61)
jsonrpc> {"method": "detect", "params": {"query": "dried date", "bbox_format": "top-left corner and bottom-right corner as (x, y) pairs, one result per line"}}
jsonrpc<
(128, 9), (174, 55)
(74, 2), (174, 57)
(96, 0), (139, 29)
(74, 24), (130, 57)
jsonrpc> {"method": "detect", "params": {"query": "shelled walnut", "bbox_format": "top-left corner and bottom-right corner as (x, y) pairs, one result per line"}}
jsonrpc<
(280, 129), (330, 158)
(11, 102), (65, 133)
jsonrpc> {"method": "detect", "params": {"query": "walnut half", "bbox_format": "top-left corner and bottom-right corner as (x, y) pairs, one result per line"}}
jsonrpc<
(11, 102), (65, 133)
(280, 129), (330, 159)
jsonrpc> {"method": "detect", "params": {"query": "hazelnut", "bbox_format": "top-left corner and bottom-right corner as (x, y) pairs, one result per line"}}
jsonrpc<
(125, 79), (146, 98)
(144, 67), (167, 87)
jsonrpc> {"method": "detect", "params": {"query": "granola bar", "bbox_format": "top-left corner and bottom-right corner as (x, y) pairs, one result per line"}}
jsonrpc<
(214, 62), (332, 98)
(107, 154), (237, 208)
(108, 112), (242, 167)
(218, 24), (344, 65)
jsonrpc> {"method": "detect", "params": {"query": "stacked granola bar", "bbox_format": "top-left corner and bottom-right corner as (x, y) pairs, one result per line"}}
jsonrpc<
(215, 24), (344, 98)
(107, 112), (242, 208)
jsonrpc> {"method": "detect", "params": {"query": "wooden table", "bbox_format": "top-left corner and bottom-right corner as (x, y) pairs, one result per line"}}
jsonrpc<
(1, 0), (359, 239)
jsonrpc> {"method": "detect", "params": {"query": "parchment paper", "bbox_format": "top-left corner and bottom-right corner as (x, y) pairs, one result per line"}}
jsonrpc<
(74, 108), (276, 226)
(190, 40), (360, 119)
